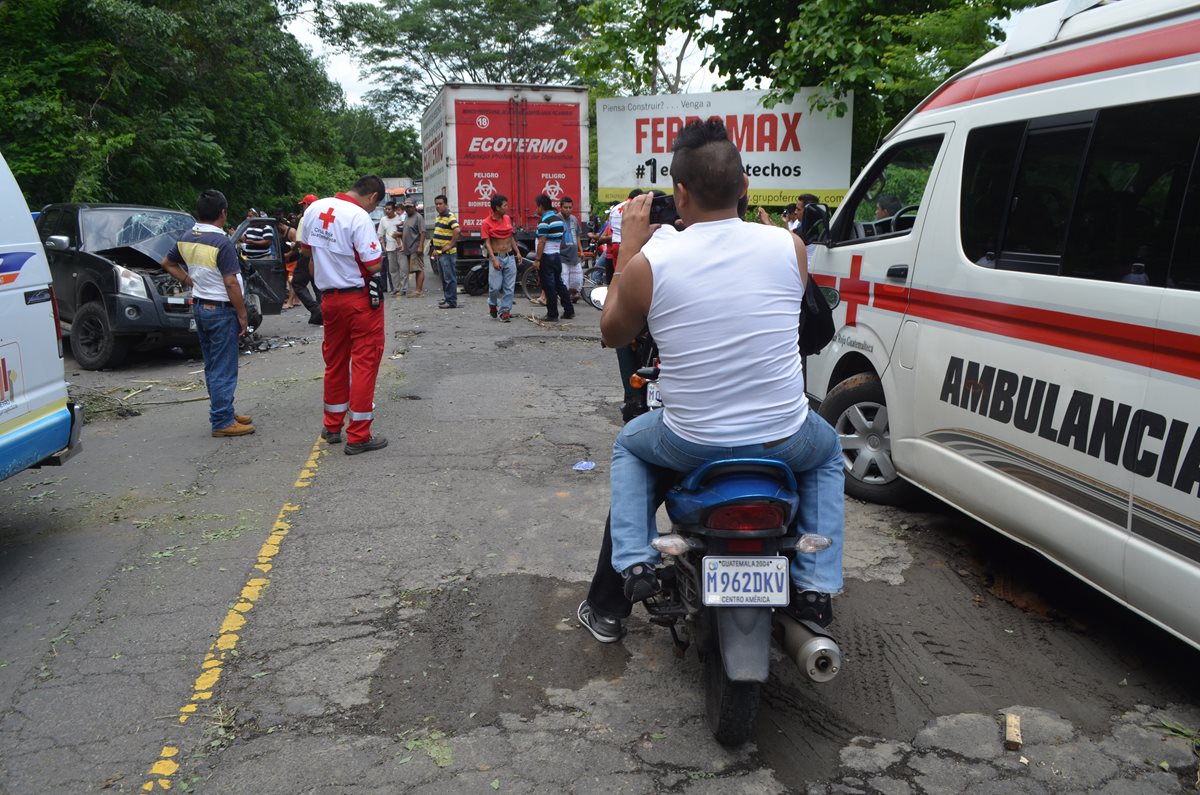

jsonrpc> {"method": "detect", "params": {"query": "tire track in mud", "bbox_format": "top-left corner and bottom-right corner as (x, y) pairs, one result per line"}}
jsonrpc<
(752, 503), (1200, 789)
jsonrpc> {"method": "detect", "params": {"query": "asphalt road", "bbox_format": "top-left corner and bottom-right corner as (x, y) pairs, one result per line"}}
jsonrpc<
(1, 289), (1198, 794)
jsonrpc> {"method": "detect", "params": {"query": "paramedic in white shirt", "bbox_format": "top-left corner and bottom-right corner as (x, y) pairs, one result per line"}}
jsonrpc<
(598, 118), (844, 628)
(301, 175), (388, 455)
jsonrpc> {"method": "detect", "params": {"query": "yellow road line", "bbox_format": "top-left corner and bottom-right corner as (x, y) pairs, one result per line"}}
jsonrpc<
(140, 436), (328, 792)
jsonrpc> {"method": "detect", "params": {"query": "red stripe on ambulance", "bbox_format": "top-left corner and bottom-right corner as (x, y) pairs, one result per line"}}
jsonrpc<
(920, 18), (1200, 114)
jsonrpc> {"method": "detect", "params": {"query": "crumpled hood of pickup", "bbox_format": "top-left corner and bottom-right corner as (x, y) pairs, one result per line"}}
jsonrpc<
(94, 232), (178, 269)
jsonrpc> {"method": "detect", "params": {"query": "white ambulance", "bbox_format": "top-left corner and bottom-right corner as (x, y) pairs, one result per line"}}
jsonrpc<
(805, 0), (1200, 648)
(0, 152), (83, 481)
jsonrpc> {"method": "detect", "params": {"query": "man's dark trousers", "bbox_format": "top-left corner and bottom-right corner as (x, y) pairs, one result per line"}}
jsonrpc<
(538, 252), (572, 319)
(293, 255), (321, 318)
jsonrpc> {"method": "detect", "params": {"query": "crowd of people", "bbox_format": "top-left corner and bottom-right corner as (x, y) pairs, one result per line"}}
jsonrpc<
(165, 118), (842, 641)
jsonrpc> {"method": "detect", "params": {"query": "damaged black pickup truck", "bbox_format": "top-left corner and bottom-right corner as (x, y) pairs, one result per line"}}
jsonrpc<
(35, 204), (285, 370)
(38, 204), (197, 369)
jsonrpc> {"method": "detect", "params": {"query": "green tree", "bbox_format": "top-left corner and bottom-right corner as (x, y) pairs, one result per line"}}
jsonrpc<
(571, 0), (1041, 169)
(331, 108), (420, 177)
(0, 0), (373, 212)
(345, 0), (583, 120)
(573, 0), (703, 95)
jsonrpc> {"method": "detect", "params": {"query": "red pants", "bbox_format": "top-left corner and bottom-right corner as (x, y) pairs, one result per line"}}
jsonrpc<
(321, 291), (384, 444)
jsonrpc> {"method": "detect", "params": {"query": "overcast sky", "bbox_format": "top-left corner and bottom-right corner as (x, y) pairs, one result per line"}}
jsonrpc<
(286, 18), (722, 110)
(289, 5), (1032, 112)
(287, 19), (375, 105)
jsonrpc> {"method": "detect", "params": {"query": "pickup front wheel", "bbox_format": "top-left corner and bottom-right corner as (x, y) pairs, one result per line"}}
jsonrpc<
(70, 301), (129, 370)
(818, 373), (916, 506)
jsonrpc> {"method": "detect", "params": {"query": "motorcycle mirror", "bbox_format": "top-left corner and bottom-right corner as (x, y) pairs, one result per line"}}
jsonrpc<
(589, 285), (608, 310)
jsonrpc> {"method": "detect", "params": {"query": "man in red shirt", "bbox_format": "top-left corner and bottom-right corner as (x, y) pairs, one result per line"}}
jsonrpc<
(481, 194), (518, 321)
(301, 175), (388, 454)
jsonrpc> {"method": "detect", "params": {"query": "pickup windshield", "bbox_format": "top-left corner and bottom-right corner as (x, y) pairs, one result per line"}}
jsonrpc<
(81, 208), (193, 252)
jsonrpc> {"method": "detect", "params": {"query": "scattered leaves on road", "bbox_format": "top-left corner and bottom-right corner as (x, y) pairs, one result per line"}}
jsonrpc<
(406, 729), (454, 768)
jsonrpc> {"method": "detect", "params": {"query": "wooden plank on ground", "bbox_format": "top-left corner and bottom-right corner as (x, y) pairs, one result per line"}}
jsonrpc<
(1005, 713), (1023, 751)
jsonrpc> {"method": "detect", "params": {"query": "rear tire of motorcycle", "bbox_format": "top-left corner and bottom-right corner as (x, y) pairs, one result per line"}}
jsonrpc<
(464, 268), (488, 296)
(704, 625), (760, 747)
(580, 265), (606, 310)
(520, 264), (541, 303)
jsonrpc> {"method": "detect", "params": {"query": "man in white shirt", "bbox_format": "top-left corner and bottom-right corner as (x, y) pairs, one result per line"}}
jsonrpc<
(783, 202), (800, 233)
(301, 175), (388, 455)
(376, 202), (404, 294)
(577, 119), (844, 642)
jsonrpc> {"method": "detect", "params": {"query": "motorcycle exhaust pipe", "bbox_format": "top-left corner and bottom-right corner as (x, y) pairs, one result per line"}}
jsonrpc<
(773, 611), (842, 683)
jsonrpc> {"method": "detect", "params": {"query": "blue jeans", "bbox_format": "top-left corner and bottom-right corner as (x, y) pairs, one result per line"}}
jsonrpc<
(610, 408), (845, 593)
(538, 252), (572, 318)
(193, 303), (240, 431)
(437, 253), (457, 305)
(488, 253), (516, 313)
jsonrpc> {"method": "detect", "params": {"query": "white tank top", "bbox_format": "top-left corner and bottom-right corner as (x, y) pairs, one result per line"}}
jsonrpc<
(644, 218), (809, 446)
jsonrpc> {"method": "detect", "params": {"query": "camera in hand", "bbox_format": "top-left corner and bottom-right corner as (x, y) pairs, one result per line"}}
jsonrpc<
(648, 192), (679, 227)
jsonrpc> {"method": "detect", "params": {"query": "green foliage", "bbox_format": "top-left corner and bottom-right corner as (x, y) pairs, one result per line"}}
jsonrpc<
(357, 0), (583, 119)
(572, 0), (703, 95)
(572, 0), (1041, 170)
(0, 0), (422, 212)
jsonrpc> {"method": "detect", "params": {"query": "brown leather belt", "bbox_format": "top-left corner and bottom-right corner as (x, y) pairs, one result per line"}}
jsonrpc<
(763, 436), (790, 448)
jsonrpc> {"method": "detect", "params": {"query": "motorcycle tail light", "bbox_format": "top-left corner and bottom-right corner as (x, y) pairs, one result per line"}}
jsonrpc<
(705, 504), (785, 531)
(727, 539), (764, 553)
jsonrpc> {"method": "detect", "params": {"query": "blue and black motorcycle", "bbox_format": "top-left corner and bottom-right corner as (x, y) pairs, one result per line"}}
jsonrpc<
(618, 328), (843, 747)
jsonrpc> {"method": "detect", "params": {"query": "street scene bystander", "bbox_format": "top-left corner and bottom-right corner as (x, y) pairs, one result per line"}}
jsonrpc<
(158, 189), (255, 438)
(301, 175), (388, 455)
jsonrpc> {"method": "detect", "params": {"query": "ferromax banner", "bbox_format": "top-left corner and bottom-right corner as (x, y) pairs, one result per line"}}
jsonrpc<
(597, 89), (853, 206)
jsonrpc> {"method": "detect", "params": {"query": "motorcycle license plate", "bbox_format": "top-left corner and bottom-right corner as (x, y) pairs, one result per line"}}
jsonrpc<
(702, 557), (789, 606)
(188, 318), (197, 331)
(646, 381), (662, 408)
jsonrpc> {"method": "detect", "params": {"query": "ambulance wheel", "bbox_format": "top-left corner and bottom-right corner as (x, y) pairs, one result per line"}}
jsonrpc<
(70, 301), (129, 370)
(819, 372), (916, 506)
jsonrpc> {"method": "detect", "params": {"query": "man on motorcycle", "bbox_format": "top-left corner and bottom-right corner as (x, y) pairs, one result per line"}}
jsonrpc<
(581, 118), (844, 641)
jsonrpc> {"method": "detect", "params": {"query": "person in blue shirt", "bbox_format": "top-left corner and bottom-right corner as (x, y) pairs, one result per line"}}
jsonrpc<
(532, 194), (573, 322)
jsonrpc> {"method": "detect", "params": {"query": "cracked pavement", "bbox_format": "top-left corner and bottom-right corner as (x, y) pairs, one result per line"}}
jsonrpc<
(0, 292), (1197, 793)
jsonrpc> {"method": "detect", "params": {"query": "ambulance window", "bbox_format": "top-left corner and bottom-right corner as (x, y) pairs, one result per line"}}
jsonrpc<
(1062, 96), (1200, 286)
(998, 122), (1090, 273)
(833, 136), (942, 244)
(1170, 151), (1200, 291)
(961, 122), (1023, 265)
